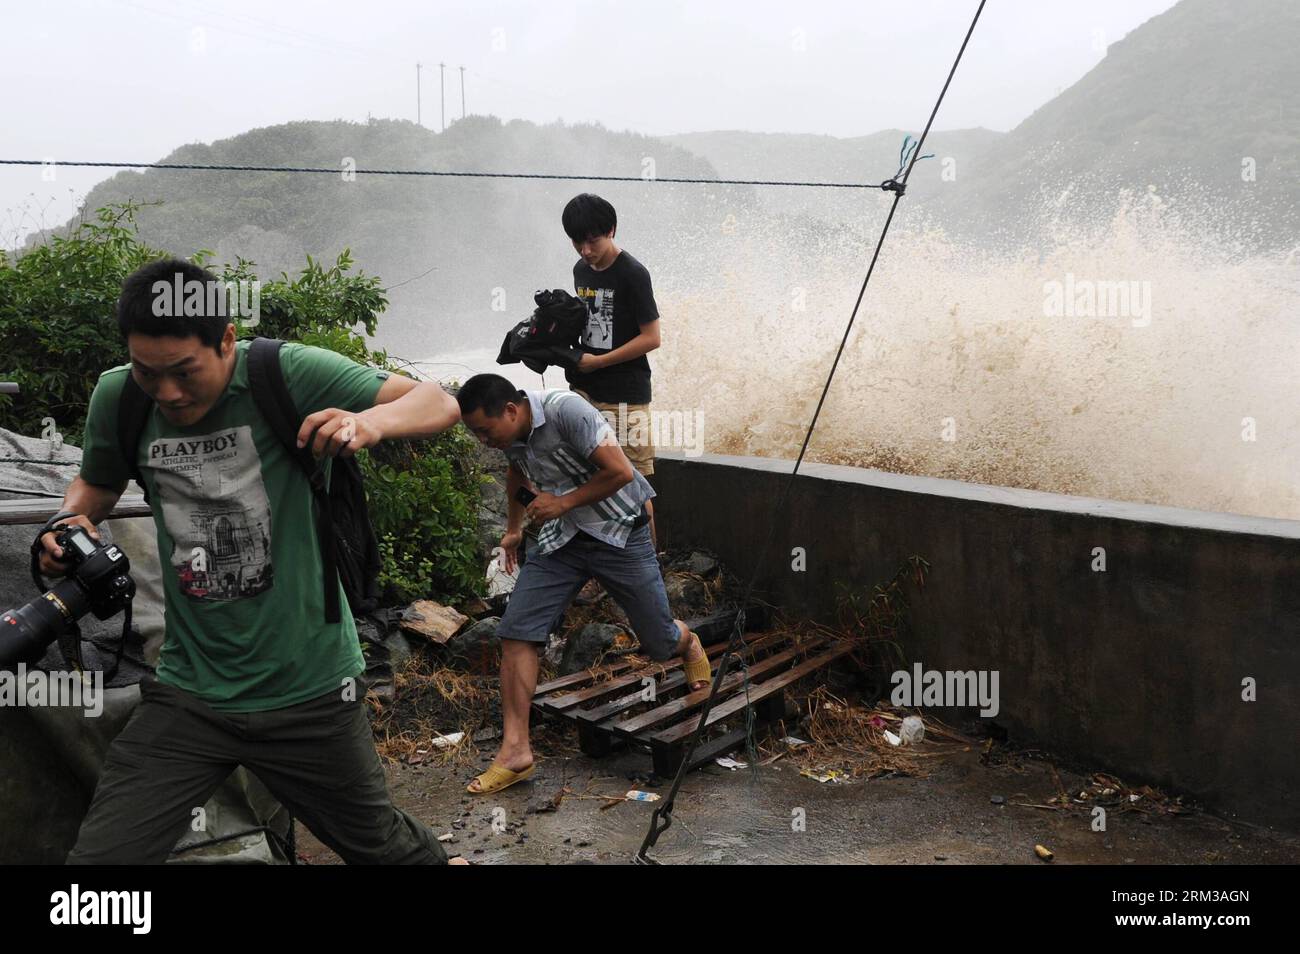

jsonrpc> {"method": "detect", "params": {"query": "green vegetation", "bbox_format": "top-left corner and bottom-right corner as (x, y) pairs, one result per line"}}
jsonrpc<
(1, 201), (483, 604)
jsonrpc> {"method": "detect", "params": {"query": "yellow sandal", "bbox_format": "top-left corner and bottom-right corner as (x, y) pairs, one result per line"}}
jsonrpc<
(682, 634), (712, 691)
(466, 763), (535, 795)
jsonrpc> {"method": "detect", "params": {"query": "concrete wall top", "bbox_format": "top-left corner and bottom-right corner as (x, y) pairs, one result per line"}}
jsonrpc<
(657, 451), (1300, 541)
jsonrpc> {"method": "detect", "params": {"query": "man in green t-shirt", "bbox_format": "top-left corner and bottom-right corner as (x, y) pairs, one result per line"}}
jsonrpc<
(38, 257), (464, 865)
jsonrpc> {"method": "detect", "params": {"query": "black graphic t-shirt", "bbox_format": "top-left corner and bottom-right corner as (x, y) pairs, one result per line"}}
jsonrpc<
(565, 250), (659, 404)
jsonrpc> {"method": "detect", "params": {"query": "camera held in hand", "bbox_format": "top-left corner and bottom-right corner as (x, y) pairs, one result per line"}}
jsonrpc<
(1, 521), (135, 671)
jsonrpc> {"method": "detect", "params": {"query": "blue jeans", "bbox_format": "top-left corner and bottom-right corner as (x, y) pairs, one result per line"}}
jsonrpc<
(496, 524), (680, 660)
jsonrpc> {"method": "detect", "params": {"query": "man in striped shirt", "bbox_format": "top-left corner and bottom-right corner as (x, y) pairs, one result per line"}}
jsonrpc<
(457, 373), (712, 796)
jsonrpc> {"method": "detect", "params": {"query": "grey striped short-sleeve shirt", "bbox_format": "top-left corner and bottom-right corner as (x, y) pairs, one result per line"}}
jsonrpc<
(505, 389), (655, 554)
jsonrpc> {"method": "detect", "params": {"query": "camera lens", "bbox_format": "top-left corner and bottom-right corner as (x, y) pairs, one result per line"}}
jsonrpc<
(0, 579), (91, 670)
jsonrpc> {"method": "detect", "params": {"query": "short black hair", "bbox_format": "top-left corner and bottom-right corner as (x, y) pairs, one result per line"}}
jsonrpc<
(116, 257), (231, 353)
(562, 193), (617, 242)
(457, 374), (523, 418)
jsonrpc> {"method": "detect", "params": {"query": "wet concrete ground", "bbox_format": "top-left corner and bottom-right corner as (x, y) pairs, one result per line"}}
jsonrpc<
(296, 736), (1300, 865)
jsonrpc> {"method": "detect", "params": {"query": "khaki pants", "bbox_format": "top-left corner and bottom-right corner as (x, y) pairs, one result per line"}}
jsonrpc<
(573, 390), (655, 476)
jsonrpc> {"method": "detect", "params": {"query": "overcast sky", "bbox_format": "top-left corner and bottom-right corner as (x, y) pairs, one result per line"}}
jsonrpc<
(3, 0), (1177, 247)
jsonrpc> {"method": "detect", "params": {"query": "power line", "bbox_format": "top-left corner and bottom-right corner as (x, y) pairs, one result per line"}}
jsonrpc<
(383, 262), (438, 290)
(634, 0), (988, 865)
(0, 159), (895, 191)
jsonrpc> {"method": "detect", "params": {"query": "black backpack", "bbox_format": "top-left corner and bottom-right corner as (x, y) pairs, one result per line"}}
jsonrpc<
(116, 337), (382, 623)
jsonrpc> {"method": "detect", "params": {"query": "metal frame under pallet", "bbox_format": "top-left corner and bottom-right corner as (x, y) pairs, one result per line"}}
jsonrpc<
(532, 631), (853, 776)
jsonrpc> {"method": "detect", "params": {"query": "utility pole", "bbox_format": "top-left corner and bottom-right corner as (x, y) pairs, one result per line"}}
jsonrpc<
(439, 62), (446, 131)
(459, 65), (466, 118)
(416, 62), (422, 125)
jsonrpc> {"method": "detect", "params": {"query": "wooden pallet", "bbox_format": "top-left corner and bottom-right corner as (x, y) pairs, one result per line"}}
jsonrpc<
(532, 631), (854, 776)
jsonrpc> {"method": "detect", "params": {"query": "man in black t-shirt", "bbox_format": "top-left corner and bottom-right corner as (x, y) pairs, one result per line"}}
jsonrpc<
(562, 193), (662, 545)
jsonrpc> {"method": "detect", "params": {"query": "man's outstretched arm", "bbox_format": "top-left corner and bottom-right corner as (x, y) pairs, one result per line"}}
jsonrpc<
(298, 374), (461, 457)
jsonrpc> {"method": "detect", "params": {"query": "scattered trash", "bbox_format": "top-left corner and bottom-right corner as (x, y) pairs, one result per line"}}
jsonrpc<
(1034, 844), (1055, 862)
(786, 687), (974, 781)
(714, 757), (748, 771)
(781, 735), (810, 747)
(437, 833), (456, 843)
(625, 790), (661, 802)
(371, 653), (499, 767)
(1036, 772), (1192, 817)
(486, 550), (519, 597)
(990, 795), (1006, 806)
(431, 731), (465, 750)
(900, 715), (925, 745)
(800, 768), (848, 784)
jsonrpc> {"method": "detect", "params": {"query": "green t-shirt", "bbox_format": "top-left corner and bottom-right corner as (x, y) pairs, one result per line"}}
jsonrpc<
(79, 340), (390, 712)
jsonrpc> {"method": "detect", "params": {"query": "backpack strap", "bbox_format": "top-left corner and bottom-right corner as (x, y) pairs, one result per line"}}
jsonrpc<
(116, 372), (155, 505)
(246, 337), (344, 624)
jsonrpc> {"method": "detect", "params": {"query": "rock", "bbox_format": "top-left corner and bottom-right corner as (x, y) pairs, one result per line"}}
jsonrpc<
(990, 795), (1005, 805)
(680, 551), (719, 577)
(477, 507), (507, 561)
(604, 602), (631, 629)
(457, 597), (493, 619)
(664, 575), (710, 616)
(399, 600), (469, 644)
(382, 630), (412, 670)
(572, 578), (606, 606)
(559, 623), (623, 674)
(354, 616), (386, 645)
(361, 639), (394, 700)
(542, 633), (566, 670)
(446, 617), (502, 671)
(526, 794), (561, 814)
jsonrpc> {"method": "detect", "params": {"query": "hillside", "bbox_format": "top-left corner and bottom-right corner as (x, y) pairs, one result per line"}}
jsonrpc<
(72, 116), (752, 359)
(925, 0), (1300, 248)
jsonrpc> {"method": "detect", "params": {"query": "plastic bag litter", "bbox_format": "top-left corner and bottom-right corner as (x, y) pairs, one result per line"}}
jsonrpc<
(486, 548), (519, 597)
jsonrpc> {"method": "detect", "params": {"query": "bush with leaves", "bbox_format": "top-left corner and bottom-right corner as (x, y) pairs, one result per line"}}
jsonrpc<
(361, 429), (488, 604)
(1, 200), (483, 603)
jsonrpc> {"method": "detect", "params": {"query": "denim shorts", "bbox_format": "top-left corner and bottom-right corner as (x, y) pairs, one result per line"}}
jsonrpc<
(496, 524), (680, 660)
